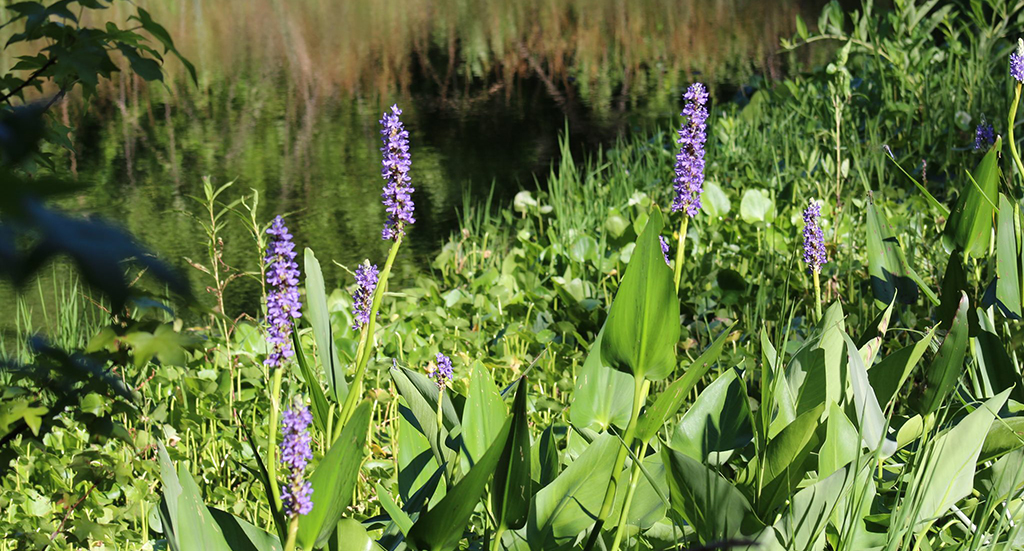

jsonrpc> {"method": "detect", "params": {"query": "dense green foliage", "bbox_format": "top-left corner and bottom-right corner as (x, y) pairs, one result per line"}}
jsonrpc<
(7, 0), (1024, 550)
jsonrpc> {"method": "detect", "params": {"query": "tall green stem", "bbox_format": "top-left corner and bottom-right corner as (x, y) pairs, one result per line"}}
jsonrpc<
(339, 233), (403, 427)
(1008, 82), (1024, 186)
(609, 440), (650, 551)
(812, 270), (823, 322)
(673, 217), (689, 291)
(283, 516), (299, 551)
(268, 368), (284, 511)
(585, 378), (650, 551)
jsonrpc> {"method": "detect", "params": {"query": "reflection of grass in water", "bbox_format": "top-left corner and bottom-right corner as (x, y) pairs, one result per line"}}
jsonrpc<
(0, 0), (822, 108)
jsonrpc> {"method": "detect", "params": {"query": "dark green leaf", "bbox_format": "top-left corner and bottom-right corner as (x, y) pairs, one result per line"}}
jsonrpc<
(602, 207), (679, 381)
(297, 400), (372, 549)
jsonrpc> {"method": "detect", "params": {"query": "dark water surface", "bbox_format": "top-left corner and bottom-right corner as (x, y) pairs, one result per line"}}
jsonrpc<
(4, 0), (833, 324)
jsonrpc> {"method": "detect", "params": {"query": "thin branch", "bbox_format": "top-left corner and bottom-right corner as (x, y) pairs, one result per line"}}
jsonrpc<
(0, 56), (57, 106)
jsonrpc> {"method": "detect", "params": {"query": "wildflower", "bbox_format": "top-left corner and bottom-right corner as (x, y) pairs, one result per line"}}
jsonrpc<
(351, 261), (379, 330)
(380, 104), (415, 240)
(672, 83), (709, 217)
(802, 200), (827, 274)
(279, 404), (314, 517)
(429, 352), (454, 388)
(659, 235), (671, 266)
(265, 216), (302, 368)
(1012, 39), (1024, 83)
(975, 119), (995, 150)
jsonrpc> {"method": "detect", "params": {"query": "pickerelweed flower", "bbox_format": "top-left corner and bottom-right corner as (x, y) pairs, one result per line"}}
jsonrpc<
(351, 261), (379, 331)
(380, 104), (415, 240)
(429, 352), (453, 389)
(672, 83), (709, 217)
(279, 404), (314, 517)
(265, 216), (302, 368)
(802, 200), (827, 274)
(659, 235), (671, 266)
(1012, 39), (1024, 83)
(975, 119), (995, 150)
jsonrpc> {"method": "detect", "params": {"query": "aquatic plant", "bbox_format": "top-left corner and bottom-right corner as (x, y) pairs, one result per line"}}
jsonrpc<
(264, 216), (302, 368)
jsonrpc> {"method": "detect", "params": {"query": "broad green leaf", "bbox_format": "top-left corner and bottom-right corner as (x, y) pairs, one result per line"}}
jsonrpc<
(209, 507), (282, 551)
(602, 207), (679, 381)
(492, 377), (531, 530)
(397, 403), (443, 503)
(976, 310), (1024, 403)
(305, 248), (349, 403)
(293, 331), (330, 435)
(157, 444), (183, 548)
(996, 195), (1022, 318)
(818, 403), (858, 478)
(701, 180), (731, 219)
(335, 518), (381, 551)
(916, 292), (969, 415)
(298, 400), (372, 549)
(407, 417), (512, 551)
(571, 325), (635, 431)
(753, 404), (825, 517)
(980, 417), (1024, 463)
(739, 188), (775, 224)
(670, 368), (754, 461)
(868, 327), (934, 408)
(527, 434), (618, 547)
(176, 463), (232, 551)
(662, 445), (761, 543)
(781, 301), (845, 419)
(635, 322), (735, 443)
(866, 200), (919, 308)
(775, 465), (854, 551)
(977, 449), (1024, 503)
(462, 361), (507, 471)
(907, 390), (1010, 529)
(943, 138), (1000, 258)
(844, 333), (895, 457)
(375, 482), (413, 536)
(392, 366), (461, 478)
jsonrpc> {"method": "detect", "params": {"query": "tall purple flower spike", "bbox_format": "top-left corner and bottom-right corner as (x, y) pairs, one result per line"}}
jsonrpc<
(280, 404), (314, 517)
(265, 216), (302, 368)
(975, 119), (995, 151)
(430, 352), (454, 389)
(1012, 39), (1024, 83)
(352, 261), (379, 330)
(672, 83), (709, 217)
(380, 104), (415, 240)
(802, 200), (827, 274)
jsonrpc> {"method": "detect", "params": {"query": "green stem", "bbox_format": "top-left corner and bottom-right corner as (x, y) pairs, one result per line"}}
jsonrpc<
(283, 516), (300, 551)
(813, 270), (823, 322)
(491, 525), (506, 551)
(609, 440), (650, 551)
(268, 368), (284, 512)
(590, 378), (650, 550)
(339, 233), (404, 427)
(673, 217), (689, 291)
(1009, 82), (1024, 187)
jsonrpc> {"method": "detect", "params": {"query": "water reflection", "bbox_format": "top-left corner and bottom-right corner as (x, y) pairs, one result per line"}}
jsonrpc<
(2, 0), (828, 325)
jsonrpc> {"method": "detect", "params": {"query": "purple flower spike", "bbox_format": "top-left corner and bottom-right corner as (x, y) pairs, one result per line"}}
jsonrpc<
(975, 119), (995, 151)
(352, 261), (379, 330)
(429, 352), (454, 389)
(265, 216), (302, 368)
(279, 404), (314, 517)
(802, 200), (827, 274)
(380, 105), (415, 240)
(659, 235), (671, 266)
(1012, 39), (1024, 83)
(672, 83), (709, 217)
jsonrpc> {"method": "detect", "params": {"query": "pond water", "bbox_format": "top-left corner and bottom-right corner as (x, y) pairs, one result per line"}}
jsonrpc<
(5, 0), (834, 324)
